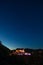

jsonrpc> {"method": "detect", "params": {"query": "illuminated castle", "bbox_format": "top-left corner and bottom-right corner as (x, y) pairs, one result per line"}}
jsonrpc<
(9, 48), (31, 56)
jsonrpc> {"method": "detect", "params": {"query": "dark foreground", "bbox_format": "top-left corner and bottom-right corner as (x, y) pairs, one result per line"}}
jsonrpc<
(0, 54), (43, 65)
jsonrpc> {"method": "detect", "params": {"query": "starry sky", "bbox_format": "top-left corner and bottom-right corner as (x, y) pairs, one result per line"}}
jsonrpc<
(0, 0), (43, 49)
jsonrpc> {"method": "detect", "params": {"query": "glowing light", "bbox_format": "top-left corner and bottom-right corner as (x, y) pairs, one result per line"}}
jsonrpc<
(24, 53), (31, 55)
(16, 49), (25, 53)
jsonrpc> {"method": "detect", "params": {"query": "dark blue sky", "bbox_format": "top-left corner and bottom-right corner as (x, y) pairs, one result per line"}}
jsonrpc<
(0, 0), (43, 49)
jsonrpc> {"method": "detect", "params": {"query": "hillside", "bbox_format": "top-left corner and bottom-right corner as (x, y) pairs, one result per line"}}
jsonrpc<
(0, 41), (10, 56)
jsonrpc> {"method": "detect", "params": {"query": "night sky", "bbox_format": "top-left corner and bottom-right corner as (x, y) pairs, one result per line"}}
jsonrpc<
(0, 0), (43, 49)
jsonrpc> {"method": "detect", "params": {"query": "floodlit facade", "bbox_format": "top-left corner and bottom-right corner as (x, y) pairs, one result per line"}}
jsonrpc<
(9, 49), (32, 56)
(16, 49), (25, 53)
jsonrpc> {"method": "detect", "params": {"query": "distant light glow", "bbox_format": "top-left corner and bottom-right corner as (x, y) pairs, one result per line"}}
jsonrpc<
(16, 49), (25, 53)
(24, 53), (31, 55)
